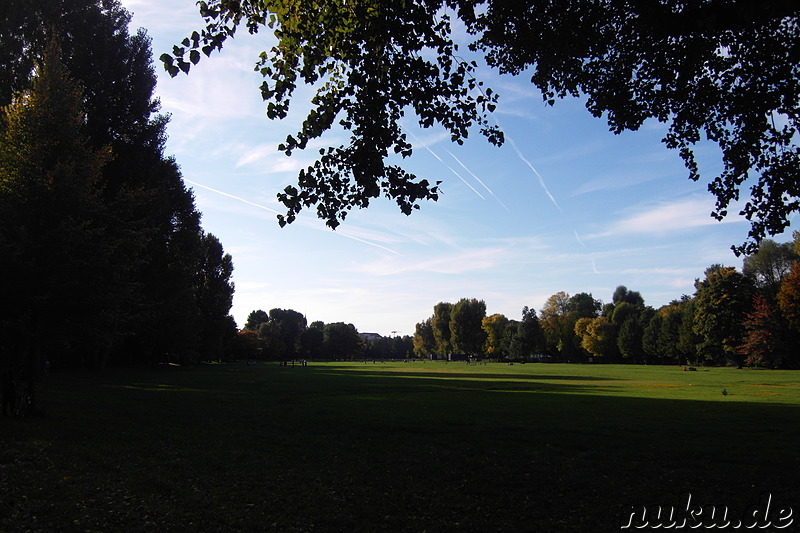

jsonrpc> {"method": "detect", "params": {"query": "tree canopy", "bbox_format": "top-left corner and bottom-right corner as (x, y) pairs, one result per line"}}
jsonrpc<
(165, 0), (799, 254)
(1, 0), (237, 369)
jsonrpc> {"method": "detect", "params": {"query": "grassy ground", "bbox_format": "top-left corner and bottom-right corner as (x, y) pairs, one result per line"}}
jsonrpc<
(1, 361), (798, 532)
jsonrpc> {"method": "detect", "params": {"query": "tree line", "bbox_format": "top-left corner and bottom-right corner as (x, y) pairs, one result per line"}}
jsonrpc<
(1, 0), (237, 386)
(412, 236), (800, 369)
(235, 309), (414, 362)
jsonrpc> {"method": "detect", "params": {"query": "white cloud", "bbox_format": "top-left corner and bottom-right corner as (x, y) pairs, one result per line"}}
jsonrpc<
(595, 195), (746, 237)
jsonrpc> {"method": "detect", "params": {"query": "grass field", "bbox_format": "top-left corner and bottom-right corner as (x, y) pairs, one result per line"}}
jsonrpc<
(1, 361), (798, 532)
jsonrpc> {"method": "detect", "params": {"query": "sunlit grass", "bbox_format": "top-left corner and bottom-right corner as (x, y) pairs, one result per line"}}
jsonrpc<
(311, 361), (800, 404)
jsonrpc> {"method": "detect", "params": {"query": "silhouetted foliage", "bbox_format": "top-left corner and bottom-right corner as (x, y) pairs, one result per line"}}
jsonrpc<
(1, 0), (236, 369)
(166, 0), (799, 253)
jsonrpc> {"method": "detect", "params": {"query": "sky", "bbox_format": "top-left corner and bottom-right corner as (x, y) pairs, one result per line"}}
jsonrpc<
(120, 0), (796, 336)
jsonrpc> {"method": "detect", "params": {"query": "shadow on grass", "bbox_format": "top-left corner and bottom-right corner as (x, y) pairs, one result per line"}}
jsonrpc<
(2, 363), (798, 533)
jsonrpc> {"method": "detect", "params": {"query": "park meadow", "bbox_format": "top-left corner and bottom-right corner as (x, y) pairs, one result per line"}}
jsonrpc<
(1, 361), (798, 531)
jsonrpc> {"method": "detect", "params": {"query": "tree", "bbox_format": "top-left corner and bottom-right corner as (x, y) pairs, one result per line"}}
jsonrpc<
(693, 265), (755, 366)
(299, 321), (324, 360)
(482, 313), (510, 358)
(642, 313), (663, 365)
(245, 310), (270, 331)
(574, 317), (617, 360)
(0, 42), (112, 376)
(540, 292), (580, 361)
(742, 239), (798, 298)
(676, 299), (700, 365)
(195, 233), (236, 361)
(230, 329), (260, 360)
(540, 292), (571, 321)
(614, 303), (651, 363)
(431, 302), (454, 356)
(777, 262), (800, 334)
(323, 322), (361, 360)
(508, 306), (544, 361)
(413, 318), (436, 358)
(268, 308), (308, 361)
(166, 0), (799, 254)
(776, 261), (800, 368)
(2, 0), (236, 366)
(657, 305), (683, 364)
(257, 321), (284, 360)
(738, 293), (789, 368)
(612, 286), (645, 307)
(450, 298), (487, 356)
(568, 292), (602, 319)
(617, 316), (642, 363)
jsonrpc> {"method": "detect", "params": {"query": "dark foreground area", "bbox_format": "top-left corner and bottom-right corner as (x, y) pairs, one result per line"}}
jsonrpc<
(1, 362), (798, 532)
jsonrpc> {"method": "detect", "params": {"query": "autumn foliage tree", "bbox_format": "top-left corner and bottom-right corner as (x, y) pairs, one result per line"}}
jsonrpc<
(738, 293), (788, 368)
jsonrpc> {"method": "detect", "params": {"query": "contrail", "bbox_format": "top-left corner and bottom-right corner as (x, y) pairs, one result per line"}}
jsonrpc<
(574, 230), (588, 249)
(336, 231), (401, 255)
(505, 134), (562, 213)
(445, 148), (510, 212)
(184, 179), (282, 215)
(184, 178), (400, 255)
(490, 114), (562, 212)
(409, 132), (486, 200)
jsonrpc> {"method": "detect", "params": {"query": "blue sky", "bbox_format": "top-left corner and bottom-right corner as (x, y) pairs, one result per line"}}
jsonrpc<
(121, 0), (796, 336)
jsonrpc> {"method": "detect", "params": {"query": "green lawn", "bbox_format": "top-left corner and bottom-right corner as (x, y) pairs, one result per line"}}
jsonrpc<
(1, 361), (798, 531)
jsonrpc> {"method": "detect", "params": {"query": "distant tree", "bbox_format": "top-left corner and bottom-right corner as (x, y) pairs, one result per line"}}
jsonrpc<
(642, 313), (663, 365)
(540, 292), (581, 361)
(657, 305), (683, 364)
(738, 293), (789, 368)
(364, 335), (414, 360)
(299, 322), (324, 360)
(743, 239), (798, 298)
(195, 233), (235, 361)
(257, 321), (284, 360)
(540, 292), (571, 320)
(268, 308), (308, 361)
(615, 303), (652, 364)
(508, 306), (544, 360)
(617, 316), (642, 363)
(612, 286), (645, 307)
(482, 313), (510, 358)
(413, 318), (436, 358)
(676, 299), (700, 365)
(431, 302), (454, 356)
(324, 322), (361, 360)
(777, 261), (800, 336)
(574, 317), (617, 360)
(610, 302), (635, 326)
(693, 265), (755, 366)
(568, 292), (602, 319)
(231, 329), (260, 360)
(245, 310), (270, 331)
(450, 298), (487, 356)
